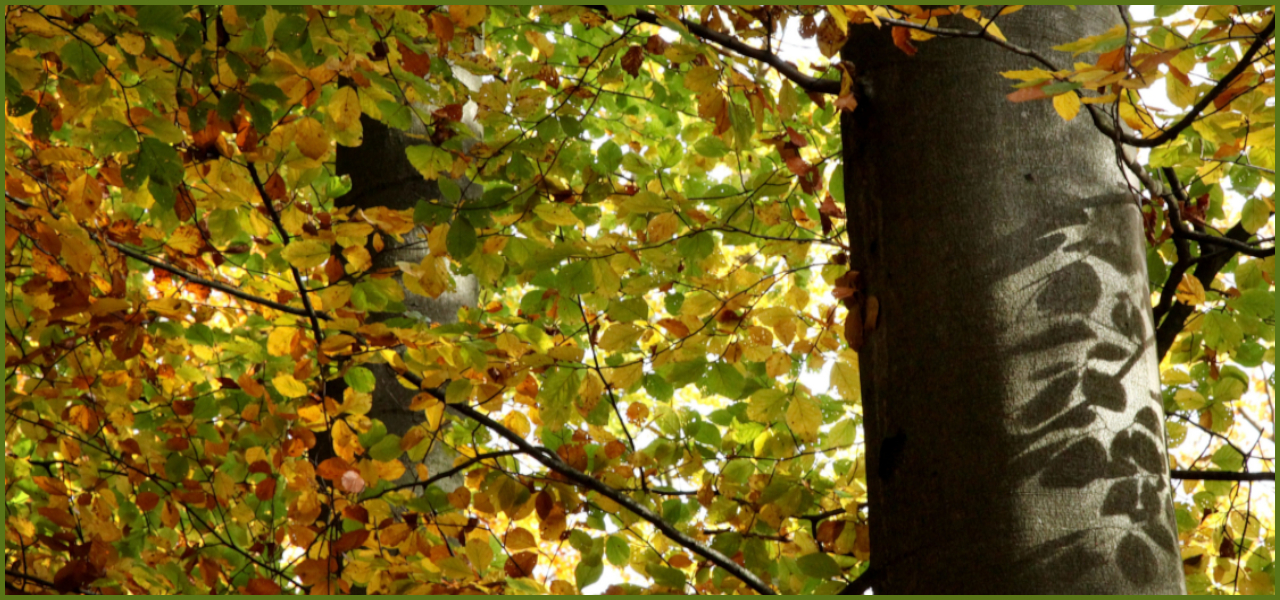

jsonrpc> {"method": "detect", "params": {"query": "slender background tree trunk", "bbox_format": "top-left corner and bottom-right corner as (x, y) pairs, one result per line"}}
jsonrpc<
(841, 6), (1186, 593)
(327, 114), (478, 491)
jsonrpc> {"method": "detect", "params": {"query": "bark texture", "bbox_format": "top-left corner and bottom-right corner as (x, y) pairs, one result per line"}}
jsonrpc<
(841, 6), (1185, 594)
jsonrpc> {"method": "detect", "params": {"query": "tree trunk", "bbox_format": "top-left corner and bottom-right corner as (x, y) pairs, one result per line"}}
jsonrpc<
(841, 6), (1185, 594)
(329, 114), (479, 492)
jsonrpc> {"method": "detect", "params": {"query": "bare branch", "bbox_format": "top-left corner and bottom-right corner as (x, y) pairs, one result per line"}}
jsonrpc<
(5, 193), (332, 321)
(407, 375), (777, 595)
(1170, 470), (1275, 482)
(588, 5), (842, 95)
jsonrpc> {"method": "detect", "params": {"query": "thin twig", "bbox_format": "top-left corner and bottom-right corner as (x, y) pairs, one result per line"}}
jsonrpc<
(5, 193), (332, 321)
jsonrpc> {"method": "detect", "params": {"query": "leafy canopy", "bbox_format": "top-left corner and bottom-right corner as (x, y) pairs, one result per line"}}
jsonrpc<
(3, 4), (1274, 595)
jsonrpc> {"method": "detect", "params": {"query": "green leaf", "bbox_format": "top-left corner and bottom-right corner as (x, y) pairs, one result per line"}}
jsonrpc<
(605, 535), (631, 567)
(538, 368), (581, 430)
(447, 218), (478, 259)
(93, 119), (140, 156)
(344, 367), (377, 393)
(122, 137), (184, 190)
(1154, 5), (1183, 17)
(367, 434), (404, 462)
(648, 564), (687, 590)
(1210, 445), (1245, 472)
(1240, 198), (1272, 233)
(693, 135), (730, 158)
(557, 260), (595, 296)
(575, 559), (604, 590)
(797, 552), (841, 579)
(136, 5), (187, 41)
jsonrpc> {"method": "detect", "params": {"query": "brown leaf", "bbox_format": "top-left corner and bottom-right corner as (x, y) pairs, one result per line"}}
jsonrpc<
(333, 529), (370, 553)
(657, 318), (690, 338)
(835, 93), (858, 112)
(504, 551), (538, 578)
(264, 173), (288, 201)
(254, 477), (278, 501)
(398, 41), (431, 78)
(136, 491), (160, 511)
(645, 34), (669, 55)
(621, 45), (644, 77)
(246, 577), (282, 595)
(173, 399), (195, 416)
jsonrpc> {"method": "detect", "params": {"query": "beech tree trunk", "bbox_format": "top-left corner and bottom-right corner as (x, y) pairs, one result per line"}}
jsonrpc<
(841, 6), (1185, 594)
(328, 115), (478, 491)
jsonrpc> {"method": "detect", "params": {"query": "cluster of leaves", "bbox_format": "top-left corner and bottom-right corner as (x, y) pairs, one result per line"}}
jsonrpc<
(3, 4), (1273, 596)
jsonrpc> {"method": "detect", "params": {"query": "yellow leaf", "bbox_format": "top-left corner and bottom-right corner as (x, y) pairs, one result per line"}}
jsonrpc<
(786, 394), (822, 443)
(268, 327), (298, 356)
(332, 419), (360, 463)
(646, 213), (680, 241)
(1175, 274), (1206, 306)
(361, 207), (416, 235)
(1052, 92), (1081, 121)
(294, 117), (331, 160)
(598, 324), (643, 352)
(449, 5), (487, 28)
(748, 389), (787, 423)
(505, 527), (537, 551)
(272, 373), (309, 398)
(282, 239), (331, 269)
(830, 351), (861, 402)
(826, 5), (849, 32)
(328, 86), (363, 144)
(465, 537), (493, 573)
(533, 203), (580, 227)
(765, 352), (792, 378)
(65, 174), (104, 220)
(168, 225), (204, 255)
(503, 411), (531, 438)
(684, 65), (720, 95)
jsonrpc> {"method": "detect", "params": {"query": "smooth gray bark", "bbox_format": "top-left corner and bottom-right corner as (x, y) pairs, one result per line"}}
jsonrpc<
(841, 6), (1185, 594)
(333, 115), (478, 491)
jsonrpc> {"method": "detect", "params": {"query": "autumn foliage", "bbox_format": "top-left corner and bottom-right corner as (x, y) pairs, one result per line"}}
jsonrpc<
(3, 5), (1275, 595)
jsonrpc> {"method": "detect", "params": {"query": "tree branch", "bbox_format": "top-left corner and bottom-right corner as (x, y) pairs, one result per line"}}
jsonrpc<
(1170, 470), (1274, 482)
(838, 566), (881, 595)
(878, 13), (1275, 149)
(589, 5), (841, 95)
(1174, 228), (1274, 258)
(367, 450), (525, 499)
(5, 193), (332, 321)
(407, 375), (776, 595)
(244, 164), (327, 348)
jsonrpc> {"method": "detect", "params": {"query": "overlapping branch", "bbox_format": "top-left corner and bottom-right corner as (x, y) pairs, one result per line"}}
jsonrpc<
(5, 193), (332, 321)
(402, 374), (777, 595)
(588, 5), (842, 95)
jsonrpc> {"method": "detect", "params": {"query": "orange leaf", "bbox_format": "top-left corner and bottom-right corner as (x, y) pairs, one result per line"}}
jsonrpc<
(892, 26), (918, 56)
(317, 457), (351, 480)
(657, 318), (690, 338)
(1007, 85), (1049, 103)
